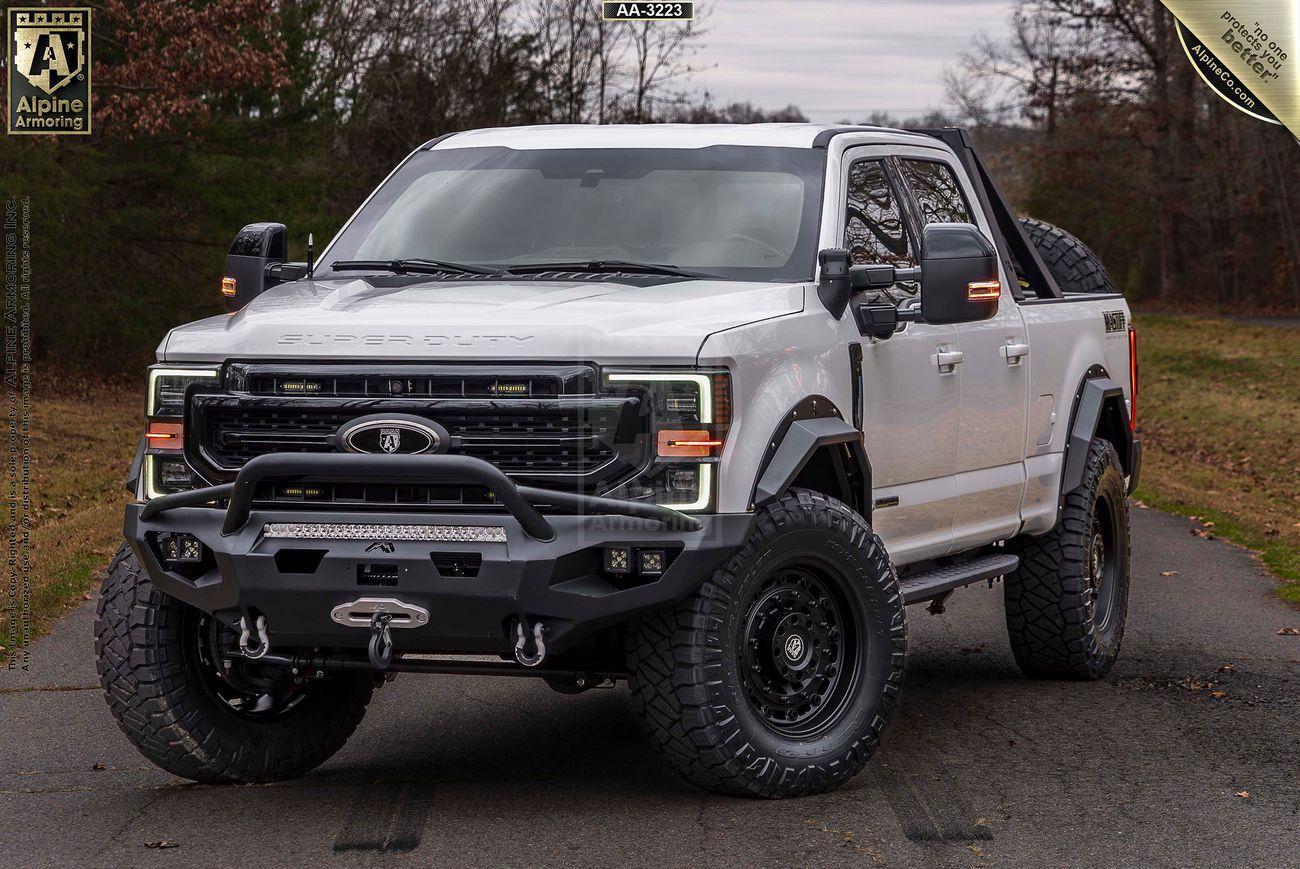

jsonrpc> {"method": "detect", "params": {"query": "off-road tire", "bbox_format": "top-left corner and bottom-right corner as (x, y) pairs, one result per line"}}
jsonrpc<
(1004, 439), (1130, 679)
(95, 544), (374, 783)
(627, 489), (907, 798)
(1020, 217), (1117, 295)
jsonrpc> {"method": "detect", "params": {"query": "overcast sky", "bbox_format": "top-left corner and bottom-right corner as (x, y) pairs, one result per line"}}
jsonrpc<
(685, 0), (1016, 122)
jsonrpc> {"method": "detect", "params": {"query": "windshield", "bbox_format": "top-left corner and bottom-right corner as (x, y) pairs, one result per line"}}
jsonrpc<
(319, 146), (826, 282)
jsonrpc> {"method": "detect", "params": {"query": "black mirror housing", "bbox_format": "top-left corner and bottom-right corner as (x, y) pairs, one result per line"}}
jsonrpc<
(849, 264), (898, 290)
(853, 303), (900, 339)
(816, 248), (852, 319)
(223, 222), (287, 312)
(918, 223), (999, 324)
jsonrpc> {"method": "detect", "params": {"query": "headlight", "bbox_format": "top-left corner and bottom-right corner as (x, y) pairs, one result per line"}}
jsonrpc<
(147, 366), (222, 418)
(603, 370), (730, 512)
(140, 365), (220, 499)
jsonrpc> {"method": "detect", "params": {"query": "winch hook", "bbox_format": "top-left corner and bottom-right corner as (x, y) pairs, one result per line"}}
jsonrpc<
(368, 612), (394, 670)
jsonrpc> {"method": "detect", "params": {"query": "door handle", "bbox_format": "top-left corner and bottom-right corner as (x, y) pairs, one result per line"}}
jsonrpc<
(1000, 342), (1030, 365)
(934, 348), (964, 374)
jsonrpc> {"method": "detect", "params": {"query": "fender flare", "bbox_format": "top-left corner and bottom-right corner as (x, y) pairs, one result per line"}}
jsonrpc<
(750, 396), (871, 516)
(1061, 374), (1135, 497)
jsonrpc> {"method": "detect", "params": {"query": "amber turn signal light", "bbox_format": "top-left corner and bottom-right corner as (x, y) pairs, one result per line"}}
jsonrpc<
(145, 421), (184, 451)
(657, 429), (723, 458)
(221, 276), (237, 297)
(966, 280), (1000, 301)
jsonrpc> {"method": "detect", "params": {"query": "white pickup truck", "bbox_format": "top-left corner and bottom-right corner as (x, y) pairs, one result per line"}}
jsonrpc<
(98, 124), (1139, 798)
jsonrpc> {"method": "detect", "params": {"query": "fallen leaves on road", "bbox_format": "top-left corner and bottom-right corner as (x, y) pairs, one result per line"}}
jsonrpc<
(1236, 791), (1251, 799)
(91, 762), (105, 771)
(1217, 663), (1236, 674)
(961, 645), (985, 654)
(1209, 691), (1227, 698)
(1277, 627), (1299, 635)
(1191, 527), (1215, 539)
(1160, 570), (1179, 576)
(144, 841), (179, 849)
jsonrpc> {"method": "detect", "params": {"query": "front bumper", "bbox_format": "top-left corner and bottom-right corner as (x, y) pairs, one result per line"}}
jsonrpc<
(126, 453), (752, 655)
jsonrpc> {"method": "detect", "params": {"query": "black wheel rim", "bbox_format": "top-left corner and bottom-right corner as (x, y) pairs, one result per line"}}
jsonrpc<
(186, 610), (307, 720)
(736, 556), (861, 737)
(1088, 493), (1119, 636)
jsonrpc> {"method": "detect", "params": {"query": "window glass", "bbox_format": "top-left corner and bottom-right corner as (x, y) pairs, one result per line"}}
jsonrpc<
(843, 159), (916, 304)
(320, 146), (826, 283)
(899, 159), (974, 225)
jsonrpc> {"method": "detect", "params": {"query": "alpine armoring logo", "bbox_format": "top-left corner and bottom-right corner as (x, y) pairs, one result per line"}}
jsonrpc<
(334, 414), (450, 456)
(7, 7), (91, 135)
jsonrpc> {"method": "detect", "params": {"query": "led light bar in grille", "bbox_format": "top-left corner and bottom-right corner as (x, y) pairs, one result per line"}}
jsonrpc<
(263, 523), (507, 543)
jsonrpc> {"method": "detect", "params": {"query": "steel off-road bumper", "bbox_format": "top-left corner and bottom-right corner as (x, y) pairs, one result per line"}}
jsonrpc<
(125, 454), (752, 656)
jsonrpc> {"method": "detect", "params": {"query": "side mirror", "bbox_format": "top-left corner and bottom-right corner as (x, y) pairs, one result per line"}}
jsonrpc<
(917, 223), (999, 324)
(816, 248), (852, 319)
(853, 303), (900, 339)
(222, 222), (287, 312)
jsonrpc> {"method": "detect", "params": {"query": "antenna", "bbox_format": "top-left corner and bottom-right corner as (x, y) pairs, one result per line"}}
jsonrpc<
(306, 233), (315, 278)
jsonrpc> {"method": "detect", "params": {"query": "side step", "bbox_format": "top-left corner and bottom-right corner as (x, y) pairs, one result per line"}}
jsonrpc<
(898, 552), (1020, 606)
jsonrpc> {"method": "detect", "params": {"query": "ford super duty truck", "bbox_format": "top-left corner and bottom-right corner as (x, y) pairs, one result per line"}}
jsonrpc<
(97, 124), (1139, 798)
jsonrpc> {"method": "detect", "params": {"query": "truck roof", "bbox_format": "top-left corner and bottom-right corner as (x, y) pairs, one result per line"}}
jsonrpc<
(426, 123), (939, 151)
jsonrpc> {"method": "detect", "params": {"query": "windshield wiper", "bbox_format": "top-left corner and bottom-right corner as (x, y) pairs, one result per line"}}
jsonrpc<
(330, 258), (499, 276)
(501, 260), (717, 280)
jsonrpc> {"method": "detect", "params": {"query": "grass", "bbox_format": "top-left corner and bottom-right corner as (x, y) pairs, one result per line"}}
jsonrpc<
(1131, 315), (1300, 605)
(1, 378), (140, 661)
(2, 314), (1297, 659)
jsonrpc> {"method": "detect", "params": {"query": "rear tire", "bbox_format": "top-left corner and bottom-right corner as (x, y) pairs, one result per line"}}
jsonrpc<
(95, 545), (375, 783)
(1004, 439), (1130, 679)
(1020, 217), (1117, 295)
(627, 489), (906, 798)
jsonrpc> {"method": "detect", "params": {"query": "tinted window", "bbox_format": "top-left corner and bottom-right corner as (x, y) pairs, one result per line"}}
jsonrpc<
(843, 159), (916, 304)
(844, 160), (913, 268)
(321, 146), (826, 283)
(899, 159), (973, 224)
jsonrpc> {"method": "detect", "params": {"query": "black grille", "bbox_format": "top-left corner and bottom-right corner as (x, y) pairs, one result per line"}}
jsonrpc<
(203, 405), (623, 475)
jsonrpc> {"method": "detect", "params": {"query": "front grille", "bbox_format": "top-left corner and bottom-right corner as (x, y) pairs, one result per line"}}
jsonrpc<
(202, 405), (623, 475)
(186, 365), (647, 501)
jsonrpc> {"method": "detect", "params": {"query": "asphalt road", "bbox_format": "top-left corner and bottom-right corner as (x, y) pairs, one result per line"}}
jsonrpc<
(2, 507), (1297, 868)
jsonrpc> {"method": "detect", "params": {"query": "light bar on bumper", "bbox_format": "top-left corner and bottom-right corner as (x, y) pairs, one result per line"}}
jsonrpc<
(603, 370), (730, 512)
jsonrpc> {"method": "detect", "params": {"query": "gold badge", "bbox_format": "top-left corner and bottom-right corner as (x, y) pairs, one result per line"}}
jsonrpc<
(1162, 1), (1297, 138)
(7, 7), (91, 135)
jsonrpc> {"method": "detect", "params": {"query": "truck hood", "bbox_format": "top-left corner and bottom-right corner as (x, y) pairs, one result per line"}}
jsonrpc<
(161, 277), (805, 364)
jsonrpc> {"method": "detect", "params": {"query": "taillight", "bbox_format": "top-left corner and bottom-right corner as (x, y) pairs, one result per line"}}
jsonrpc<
(1128, 325), (1138, 432)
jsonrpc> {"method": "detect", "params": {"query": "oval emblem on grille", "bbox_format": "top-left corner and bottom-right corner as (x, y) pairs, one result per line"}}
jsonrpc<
(335, 414), (448, 455)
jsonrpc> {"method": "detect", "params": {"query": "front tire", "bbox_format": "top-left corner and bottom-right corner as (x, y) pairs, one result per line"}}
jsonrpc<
(95, 545), (375, 783)
(1004, 439), (1130, 679)
(628, 489), (906, 798)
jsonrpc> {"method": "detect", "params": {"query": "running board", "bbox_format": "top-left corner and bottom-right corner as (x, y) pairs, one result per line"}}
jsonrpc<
(898, 553), (1020, 606)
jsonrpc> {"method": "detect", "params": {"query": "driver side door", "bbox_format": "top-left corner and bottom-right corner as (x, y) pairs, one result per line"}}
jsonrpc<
(841, 151), (959, 564)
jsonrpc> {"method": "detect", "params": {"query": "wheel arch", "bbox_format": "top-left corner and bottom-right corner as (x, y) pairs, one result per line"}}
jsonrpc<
(1061, 366), (1135, 500)
(749, 395), (871, 519)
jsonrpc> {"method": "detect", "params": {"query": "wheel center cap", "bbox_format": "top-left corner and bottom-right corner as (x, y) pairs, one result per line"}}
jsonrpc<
(783, 634), (805, 661)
